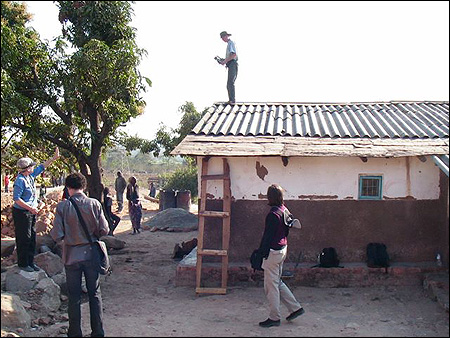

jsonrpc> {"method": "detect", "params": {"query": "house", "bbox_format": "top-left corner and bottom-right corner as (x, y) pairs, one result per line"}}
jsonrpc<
(172, 101), (449, 269)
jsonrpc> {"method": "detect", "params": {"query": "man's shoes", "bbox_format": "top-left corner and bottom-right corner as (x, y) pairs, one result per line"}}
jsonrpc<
(259, 318), (280, 328)
(286, 307), (305, 321)
(19, 266), (34, 272)
(30, 263), (40, 271)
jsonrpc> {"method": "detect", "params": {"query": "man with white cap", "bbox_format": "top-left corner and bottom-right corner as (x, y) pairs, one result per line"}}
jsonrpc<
(219, 31), (238, 104)
(12, 147), (60, 272)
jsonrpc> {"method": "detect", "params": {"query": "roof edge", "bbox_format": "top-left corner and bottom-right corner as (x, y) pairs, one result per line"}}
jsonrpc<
(213, 100), (449, 105)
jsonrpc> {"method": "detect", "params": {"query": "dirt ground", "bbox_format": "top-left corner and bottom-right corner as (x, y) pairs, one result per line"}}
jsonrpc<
(20, 198), (449, 337)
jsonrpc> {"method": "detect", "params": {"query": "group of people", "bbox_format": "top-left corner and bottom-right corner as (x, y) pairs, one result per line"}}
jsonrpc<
(10, 151), (147, 336)
(10, 35), (305, 332)
(11, 148), (304, 336)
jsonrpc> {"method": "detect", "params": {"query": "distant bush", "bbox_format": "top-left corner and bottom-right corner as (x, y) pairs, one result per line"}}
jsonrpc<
(160, 164), (198, 198)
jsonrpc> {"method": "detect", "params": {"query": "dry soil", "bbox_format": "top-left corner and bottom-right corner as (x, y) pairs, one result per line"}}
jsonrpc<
(21, 199), (449, 337)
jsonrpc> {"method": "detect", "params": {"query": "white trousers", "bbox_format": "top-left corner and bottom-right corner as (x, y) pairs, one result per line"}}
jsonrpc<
(261, 246), (302, 320)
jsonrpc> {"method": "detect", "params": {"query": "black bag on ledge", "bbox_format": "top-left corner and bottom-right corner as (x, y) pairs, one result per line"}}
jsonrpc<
(311, 247), (343, 268)
(366, 242), (390, 269)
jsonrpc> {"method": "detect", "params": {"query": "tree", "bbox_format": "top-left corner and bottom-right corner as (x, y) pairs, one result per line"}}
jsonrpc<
(153, 101), (206, 157)
(1, 1), (150, 199)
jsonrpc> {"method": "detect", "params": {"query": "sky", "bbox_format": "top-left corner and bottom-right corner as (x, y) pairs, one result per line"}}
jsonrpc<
(24, 1), (449, 140)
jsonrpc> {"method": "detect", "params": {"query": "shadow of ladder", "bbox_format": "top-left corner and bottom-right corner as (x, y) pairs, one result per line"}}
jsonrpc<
(196, 157), (231, 295)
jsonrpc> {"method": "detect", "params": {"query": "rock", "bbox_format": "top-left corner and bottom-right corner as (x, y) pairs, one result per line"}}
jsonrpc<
(51, 272), (67, 295)
(34, 277), (61, 313)
(1, 237), (15, 258)
(173, 238), (197, 259)
(35, 234), (56, 252)
(4, 267), (47, 293)
(34, 251), (64, 277)
(345, 322), (360, 330)
(1, 293), (31, 329)
(100, 235), (126, 250)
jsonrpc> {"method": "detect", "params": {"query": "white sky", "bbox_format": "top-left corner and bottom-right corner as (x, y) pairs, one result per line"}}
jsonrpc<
(25, 1), (449, 140)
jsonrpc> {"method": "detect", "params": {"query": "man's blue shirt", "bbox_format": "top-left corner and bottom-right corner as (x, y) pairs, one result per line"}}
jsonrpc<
(13, 164), (45, 210)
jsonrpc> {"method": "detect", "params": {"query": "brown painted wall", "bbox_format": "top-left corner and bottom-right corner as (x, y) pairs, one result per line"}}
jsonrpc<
(203, 182), (448, 265)
(438, 171), (449, 267)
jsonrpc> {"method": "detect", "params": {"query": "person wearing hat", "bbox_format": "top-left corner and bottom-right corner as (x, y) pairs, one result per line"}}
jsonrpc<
(12, 147), (60, 272)
(219, 31), (238, 104)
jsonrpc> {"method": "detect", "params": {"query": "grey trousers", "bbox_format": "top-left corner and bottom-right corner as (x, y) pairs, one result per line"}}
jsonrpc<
(116, 191), (124, 210)
(226, 60), (238, 102)
(261, 246), (302, 320)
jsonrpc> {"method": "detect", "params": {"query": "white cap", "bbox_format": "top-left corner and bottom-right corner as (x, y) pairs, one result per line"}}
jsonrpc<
(17, 157), (36, 170)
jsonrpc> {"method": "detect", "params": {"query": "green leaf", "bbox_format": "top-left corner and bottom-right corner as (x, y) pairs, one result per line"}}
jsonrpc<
(143, 76), (152, 87)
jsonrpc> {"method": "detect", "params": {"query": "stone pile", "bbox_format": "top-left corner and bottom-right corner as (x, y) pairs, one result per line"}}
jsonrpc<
(144, 208), (198, 232)
(1, 190), (61, 238)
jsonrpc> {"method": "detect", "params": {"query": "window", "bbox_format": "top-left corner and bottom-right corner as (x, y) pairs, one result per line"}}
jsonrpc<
(359, 175), (382, 200)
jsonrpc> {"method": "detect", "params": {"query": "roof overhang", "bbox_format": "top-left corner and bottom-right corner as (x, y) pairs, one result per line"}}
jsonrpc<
(172, 135), (449, 158)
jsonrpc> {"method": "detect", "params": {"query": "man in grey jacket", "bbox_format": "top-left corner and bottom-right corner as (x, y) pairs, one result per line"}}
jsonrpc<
(114, 171), (127, 212)
(51, 172), (109, 337)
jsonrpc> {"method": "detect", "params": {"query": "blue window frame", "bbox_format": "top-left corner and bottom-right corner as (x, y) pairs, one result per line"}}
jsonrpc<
(359, 175), (383, 200)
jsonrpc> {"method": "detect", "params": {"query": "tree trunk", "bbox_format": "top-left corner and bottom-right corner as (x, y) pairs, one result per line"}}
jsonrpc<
(79, 157), (103, 202)
(86, 159), (104, 201)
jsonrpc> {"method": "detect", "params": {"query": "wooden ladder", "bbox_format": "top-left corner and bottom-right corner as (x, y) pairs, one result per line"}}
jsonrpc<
(196, 157), (231, 295)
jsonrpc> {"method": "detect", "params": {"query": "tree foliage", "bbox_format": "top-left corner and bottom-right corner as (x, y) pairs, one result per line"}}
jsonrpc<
(1, 1), (150, 199)
(159, 164), (198, 198)
(152, 101), (206, 157)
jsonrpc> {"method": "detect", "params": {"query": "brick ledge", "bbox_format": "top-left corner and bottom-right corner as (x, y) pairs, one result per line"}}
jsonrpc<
(176, 260), (447, 288)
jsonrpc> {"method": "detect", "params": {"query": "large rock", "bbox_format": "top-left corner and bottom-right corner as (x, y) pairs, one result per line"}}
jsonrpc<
(143, 208), (198, 232)
(35, 234), (56, 252)
(1, 237), (15, 258)
(4, 267), (47, 293)
(101, 235), (126, 250)
(50, 272), (67, 295)
(34, 251), (64, 277)
(33, 277), (61, 313)
(1, 292), (31, 329)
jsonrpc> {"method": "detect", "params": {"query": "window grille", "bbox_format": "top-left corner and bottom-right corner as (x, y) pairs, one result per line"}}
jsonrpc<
(359, 175), (382, 200)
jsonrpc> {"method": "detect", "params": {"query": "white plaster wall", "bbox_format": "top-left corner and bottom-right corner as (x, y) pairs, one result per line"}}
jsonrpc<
(198, 156), (441, 200)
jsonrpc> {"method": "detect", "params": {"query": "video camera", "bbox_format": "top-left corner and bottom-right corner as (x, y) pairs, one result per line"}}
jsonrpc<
(214, 56), (225, 64)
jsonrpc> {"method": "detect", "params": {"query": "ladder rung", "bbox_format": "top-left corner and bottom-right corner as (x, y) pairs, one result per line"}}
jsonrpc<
(199, 211), (230, 218)
(196, 287), (227, 295)
(198, 249), (228, 256)
(201, 174), (230, 181)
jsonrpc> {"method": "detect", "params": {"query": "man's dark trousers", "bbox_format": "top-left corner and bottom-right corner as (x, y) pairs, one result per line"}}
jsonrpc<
(65, 260), (105, 337)
(12, 207), (36, 268)
(227, 60), (238, 103)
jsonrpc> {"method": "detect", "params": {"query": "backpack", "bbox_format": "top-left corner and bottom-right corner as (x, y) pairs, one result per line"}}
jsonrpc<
(320, 247), (341, 267)
(274, 206), (301, 229)
(366, 243), (390, 268)
(250, 249), (264, 271)
(312, 247), (343, 268)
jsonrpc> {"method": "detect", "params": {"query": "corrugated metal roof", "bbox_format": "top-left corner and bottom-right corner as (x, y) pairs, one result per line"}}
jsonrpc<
(192, 101), (449, 139)
(432, 154), (449, 177)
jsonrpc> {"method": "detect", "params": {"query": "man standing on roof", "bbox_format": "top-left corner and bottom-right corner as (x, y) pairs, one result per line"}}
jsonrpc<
(219, 31), (238, 105)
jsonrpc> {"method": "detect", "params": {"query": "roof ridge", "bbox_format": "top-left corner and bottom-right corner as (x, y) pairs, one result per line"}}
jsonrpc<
(214, 101), (449, 105)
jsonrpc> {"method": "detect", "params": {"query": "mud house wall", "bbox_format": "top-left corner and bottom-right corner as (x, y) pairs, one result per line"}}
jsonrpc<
(199, 156), (448, 264)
